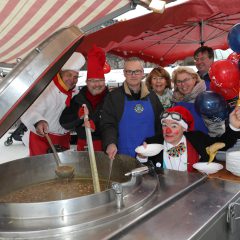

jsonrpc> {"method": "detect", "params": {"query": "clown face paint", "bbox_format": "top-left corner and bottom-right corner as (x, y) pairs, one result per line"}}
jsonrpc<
(162, 119), (185, 145)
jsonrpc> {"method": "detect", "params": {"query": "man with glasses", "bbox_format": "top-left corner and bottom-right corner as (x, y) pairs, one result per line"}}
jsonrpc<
(60, 45), (108, 151)
(101, 57), (164, 160)
(194, 46), (214, 90)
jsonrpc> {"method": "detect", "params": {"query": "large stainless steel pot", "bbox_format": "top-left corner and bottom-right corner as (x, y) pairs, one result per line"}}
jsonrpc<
(0, 151), (160, 239)
(2, 153), (240, 240)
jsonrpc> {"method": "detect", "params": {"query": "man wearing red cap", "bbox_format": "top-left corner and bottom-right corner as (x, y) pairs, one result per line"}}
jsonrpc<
(60, 45), (109, 151)
(21, 52), (86, 156)
(101, 57), (164, 160)
(137, 105), (240, 172)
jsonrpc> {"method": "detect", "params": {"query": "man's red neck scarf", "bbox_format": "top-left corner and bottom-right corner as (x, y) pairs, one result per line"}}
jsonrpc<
(53, 74), (75, 107)
(86, 88), (106, 110)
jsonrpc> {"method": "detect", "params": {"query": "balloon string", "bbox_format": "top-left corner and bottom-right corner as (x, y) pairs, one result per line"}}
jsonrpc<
(232, 87), (240, 98)
(237, 87), (240, 106)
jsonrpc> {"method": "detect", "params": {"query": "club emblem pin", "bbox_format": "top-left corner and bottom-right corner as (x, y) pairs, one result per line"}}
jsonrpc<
(134, 104), (144, 113)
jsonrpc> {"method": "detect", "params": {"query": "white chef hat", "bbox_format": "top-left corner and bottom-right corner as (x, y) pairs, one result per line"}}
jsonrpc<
(61, 52), (86, 72)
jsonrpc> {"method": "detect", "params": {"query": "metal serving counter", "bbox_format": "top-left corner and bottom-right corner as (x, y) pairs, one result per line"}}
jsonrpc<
(55, 170), (240, 240)
(120, 173), (240, 240)
(51, 169), (238, 240)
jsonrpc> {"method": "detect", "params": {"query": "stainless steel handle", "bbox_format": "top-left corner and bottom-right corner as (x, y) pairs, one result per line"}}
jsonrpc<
(84, 111), (101, 193)
(45, 133), (61, 167)
(125, 166), (149, 177)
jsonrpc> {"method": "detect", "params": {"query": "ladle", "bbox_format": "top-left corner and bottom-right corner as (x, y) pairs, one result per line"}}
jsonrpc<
(45, 133), (74, 178)
(106, 159), (113, 189)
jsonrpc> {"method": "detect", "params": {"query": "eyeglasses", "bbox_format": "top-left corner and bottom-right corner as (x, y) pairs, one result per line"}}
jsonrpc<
(161, 112), (182, 121)
(175, 77), (192, 85)
(124, 69), (143, 75)
(87, 79), (105, 84)
(194, 56), (209, 62)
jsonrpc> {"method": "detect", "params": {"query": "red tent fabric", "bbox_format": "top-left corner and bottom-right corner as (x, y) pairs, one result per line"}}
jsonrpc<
(77, 0), (240, 66)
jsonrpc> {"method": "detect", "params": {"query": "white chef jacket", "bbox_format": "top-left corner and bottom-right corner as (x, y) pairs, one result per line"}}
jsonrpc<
(21, 80), (78, 137)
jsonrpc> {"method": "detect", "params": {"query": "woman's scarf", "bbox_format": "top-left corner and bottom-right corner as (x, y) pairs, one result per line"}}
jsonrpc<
(156, 88), (173, 109)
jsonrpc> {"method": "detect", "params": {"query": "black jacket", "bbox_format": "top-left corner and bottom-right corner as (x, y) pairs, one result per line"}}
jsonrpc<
(59, 86), (108, 140)
(100, 82), (164, 151)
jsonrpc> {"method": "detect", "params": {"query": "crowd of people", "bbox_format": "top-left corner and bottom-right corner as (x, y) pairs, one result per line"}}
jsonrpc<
(20, 44), (240, 173)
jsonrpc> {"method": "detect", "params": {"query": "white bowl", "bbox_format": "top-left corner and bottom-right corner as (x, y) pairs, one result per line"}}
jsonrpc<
(226, 151), (240, 159)
(135, 144), (164, 157)
(226, 151), (240, 176)
(192, 162), (223, 175)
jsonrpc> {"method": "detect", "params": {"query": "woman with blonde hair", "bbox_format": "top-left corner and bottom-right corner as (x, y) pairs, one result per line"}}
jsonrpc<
(145, 67), (173, 109)
(172, 66), (224, 136)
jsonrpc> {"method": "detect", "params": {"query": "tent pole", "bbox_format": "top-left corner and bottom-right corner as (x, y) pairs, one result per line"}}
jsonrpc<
(199, 20), (205, 46)
(82, 3), (136, 34)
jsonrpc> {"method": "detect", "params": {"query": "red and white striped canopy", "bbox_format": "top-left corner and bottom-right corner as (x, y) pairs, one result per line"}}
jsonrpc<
(0, 0), (130, 64)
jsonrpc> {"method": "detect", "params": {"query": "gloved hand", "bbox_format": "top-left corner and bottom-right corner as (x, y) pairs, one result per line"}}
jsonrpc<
(206, 142), (225, 163)
(79, 104), (95, 131)
(82, 119), (96, 132)
(78, 106), (84, 119)
(88, 119), (96, 132)
(78, 104), (90, 119)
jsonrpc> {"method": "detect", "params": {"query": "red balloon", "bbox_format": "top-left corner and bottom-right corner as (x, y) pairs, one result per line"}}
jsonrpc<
(210, 81), (238, 100)
(227, 52), (240, 65)
(103, 62), (111, 74)
(209, 59), (240, 89)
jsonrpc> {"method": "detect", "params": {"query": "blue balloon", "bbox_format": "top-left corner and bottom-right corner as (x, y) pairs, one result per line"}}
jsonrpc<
(195, 91), (229, 122)
(228, 23), (240, 53)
